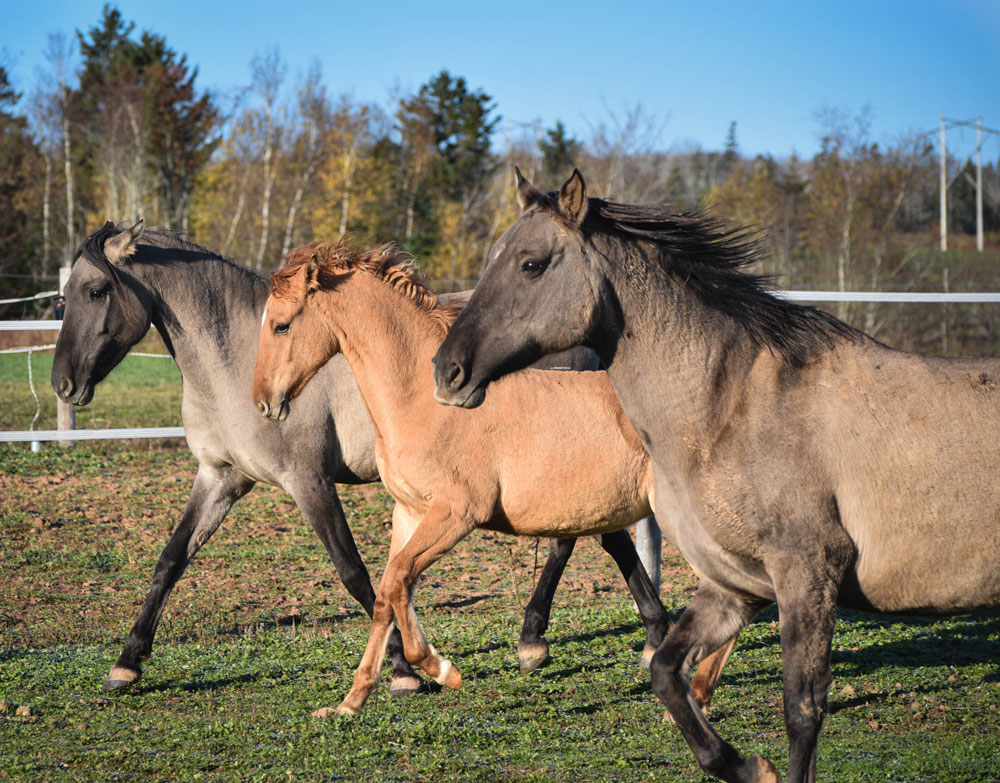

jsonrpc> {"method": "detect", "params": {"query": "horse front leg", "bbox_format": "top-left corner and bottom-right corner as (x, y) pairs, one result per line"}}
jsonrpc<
(337, 501), (475, 715)
(518, 537), (577, 672)
(771, 543), (851, 783)
(106, 464), (253, 691)
(650, 579), (776, 783)
(286, 477), (422, 696)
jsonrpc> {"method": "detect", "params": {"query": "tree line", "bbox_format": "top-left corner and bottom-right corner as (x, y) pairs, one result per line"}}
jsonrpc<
(2, 5), (999, 354)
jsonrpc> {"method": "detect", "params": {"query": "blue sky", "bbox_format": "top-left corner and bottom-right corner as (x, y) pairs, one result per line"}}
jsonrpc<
(4, 0), (999, 160)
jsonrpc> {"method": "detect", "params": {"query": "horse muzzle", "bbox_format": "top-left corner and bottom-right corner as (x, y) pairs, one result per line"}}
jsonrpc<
(433, 380), (486, 409)
(255, 397), (290, 422)
(52, 376), (94, 406)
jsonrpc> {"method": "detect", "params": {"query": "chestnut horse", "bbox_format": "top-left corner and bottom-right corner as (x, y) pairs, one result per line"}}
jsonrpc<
(251, 241), (735, 716)
(433, 169), (1000, 783)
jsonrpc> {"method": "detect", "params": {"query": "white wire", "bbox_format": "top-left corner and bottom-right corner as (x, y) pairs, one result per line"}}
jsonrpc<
(0, 344), (170, 356)
(27, 349), (41, 433)
(0, 344), (58, 354)
(0, 290), (59, 305)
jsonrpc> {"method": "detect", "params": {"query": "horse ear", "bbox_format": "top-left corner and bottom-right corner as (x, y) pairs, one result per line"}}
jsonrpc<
(557, 170), (588, 227)
(104, 219), (145, 264)
(306, 255), (321, 293)
(514, 167), (543, 214)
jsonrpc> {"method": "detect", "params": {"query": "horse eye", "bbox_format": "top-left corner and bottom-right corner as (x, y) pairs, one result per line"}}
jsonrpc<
(521, 259), (550, 276)
(274, 323), (290, 335)
(89, 288), (108, 301)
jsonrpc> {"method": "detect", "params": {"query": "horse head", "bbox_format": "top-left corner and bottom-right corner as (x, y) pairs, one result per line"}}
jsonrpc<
(51, 220), (154, 406)
(252, 250), (339, 421)
(433, 168), (604, 408)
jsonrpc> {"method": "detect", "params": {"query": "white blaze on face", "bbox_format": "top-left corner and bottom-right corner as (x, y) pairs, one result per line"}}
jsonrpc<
(261, 303), (268, 328)
(488, 239), (508, 269)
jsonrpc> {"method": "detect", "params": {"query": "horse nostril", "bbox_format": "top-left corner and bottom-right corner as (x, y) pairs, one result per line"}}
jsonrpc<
(57, 378), (73, 398)
(446, 361), (466, 391)
(256, 400), (269, 418)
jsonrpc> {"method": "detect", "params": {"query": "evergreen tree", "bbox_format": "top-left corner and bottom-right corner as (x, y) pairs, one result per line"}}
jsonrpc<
(539, 120), (581, 182)
(73, 4), (219, 228)
(0, 66), (40, 302)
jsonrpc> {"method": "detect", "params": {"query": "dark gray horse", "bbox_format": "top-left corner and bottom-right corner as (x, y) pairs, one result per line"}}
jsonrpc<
(433, 170), (1000, 783)
(51, 220), (670, 694)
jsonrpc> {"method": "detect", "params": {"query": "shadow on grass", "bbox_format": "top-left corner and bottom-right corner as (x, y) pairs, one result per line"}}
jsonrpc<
(136, 671), (265, 695)
(166, 609), (367, 645)
(831, 610), (1000, 683)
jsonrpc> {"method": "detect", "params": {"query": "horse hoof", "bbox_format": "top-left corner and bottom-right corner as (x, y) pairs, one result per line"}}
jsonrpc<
(638, 644), (656, 670)
(335, 702), (361, 716)
(747, 755), (782, 782)
(517, 641), (549, 674)
(103, 665), (141, 691)
(388, 675), (425, 697)
(435, 659), (462, 690)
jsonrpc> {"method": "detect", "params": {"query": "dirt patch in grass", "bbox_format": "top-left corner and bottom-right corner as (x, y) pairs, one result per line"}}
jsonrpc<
(0, 443), (698, 652)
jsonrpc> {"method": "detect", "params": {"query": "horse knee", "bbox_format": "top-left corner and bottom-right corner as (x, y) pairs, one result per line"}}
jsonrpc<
(649, 646), (685, 704)
(785, 693), (826, 739)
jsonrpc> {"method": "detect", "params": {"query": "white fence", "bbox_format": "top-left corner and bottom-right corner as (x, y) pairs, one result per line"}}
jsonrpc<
(0, 319), (181, 443)
(3, 289), (1000, 443)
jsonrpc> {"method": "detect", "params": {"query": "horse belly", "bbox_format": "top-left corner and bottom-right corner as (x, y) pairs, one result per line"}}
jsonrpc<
(837, 490), (1000, 614)
(497, 472), (650, 538)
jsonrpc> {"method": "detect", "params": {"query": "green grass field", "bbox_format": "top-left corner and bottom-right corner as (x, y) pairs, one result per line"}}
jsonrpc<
(1, 442), (999, 782)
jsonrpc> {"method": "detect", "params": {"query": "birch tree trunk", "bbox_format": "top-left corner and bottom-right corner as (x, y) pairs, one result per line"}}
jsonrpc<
(42, 154), (52, 276)
(255, 137), (275, 269)
(338, 145), (355, 239)
(223, 187), (247, 257)
(61, 85), (75, 257)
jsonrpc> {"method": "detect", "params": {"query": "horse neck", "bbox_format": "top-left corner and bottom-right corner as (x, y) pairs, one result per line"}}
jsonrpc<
(591, 246), (760, 466)
(312, 273), (445, 441)
(132, 247), (267, 383)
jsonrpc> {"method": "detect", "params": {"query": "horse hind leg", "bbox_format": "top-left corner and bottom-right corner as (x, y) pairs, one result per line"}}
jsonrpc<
(106, 465), (253, 691)
(689, 633), (739, 714)
(650, 579), (778, 783)
(599, 528), (672, 669)
(518, 537), (577, 673)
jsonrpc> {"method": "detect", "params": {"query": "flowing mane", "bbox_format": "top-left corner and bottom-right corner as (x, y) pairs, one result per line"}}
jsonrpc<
(74, 222), (255, 288)
(273, 240), (463, 333)
(582, 198), (861, 366)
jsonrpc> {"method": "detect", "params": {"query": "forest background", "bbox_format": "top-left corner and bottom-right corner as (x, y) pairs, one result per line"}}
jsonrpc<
(2, 5), (999, 355)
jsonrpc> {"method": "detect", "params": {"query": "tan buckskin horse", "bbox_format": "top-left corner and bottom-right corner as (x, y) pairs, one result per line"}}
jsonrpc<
(433, 169), (1000, 783)
(251, 240), (736, 716)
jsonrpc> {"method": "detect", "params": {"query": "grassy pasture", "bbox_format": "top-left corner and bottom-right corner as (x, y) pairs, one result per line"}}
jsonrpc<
(1, 443), (998, 782)
(0, 333), (180, 434)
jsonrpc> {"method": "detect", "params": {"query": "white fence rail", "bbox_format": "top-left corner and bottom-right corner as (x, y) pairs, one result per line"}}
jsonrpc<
(4, 288), (1000, 443)
(777, 290), (1000, 303)
(1, 319), (180, 444)
(0, 427), (185, 443)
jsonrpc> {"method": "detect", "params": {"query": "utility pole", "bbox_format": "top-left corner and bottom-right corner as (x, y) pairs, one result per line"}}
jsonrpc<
(977, 117), (984, 253)
(940, 111), (948, 252)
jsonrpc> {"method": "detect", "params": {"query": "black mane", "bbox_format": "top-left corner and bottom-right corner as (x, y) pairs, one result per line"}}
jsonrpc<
(75, 222), (258, 284)
(588, 199), (860, 365)
(74, 221), (126, 296)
